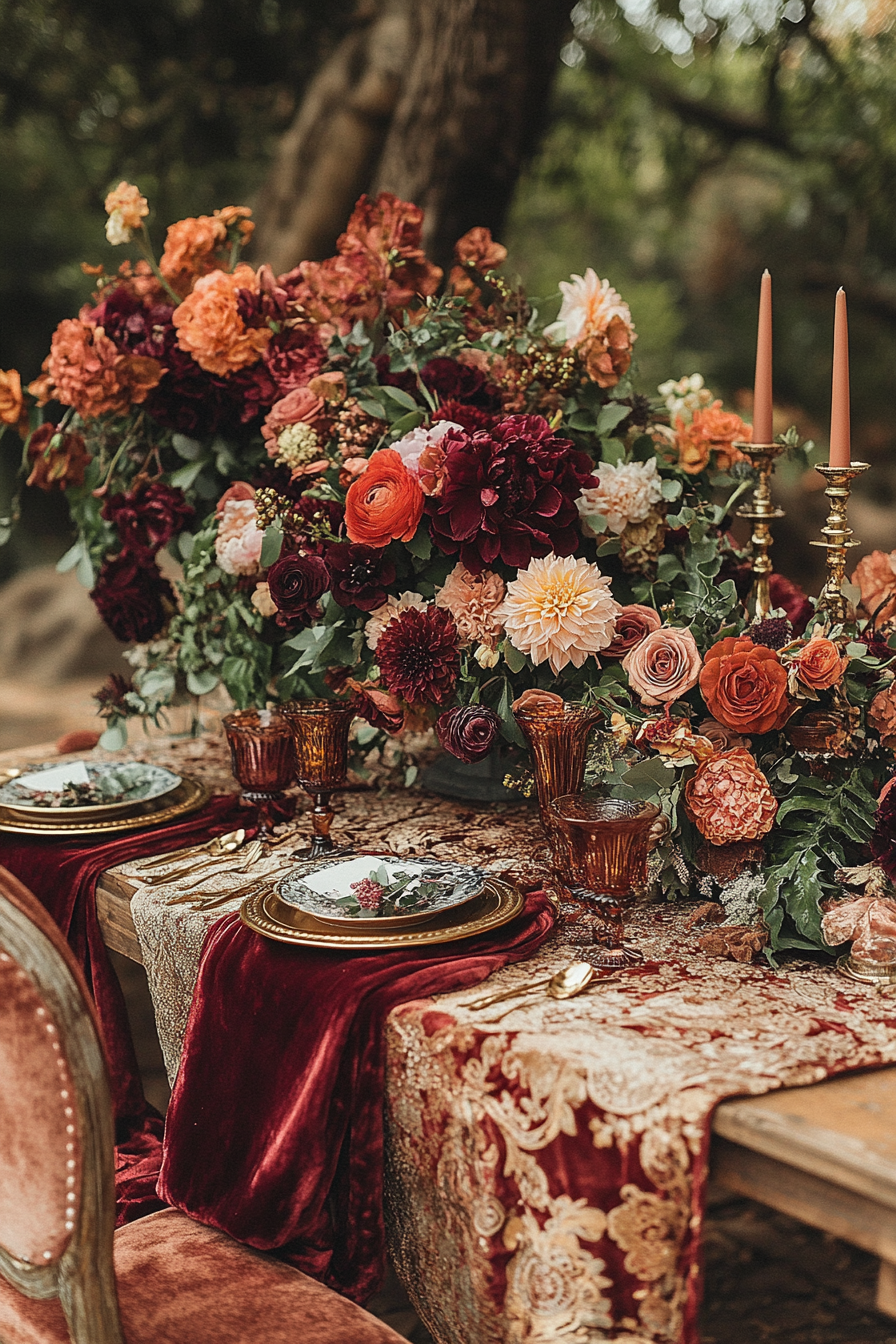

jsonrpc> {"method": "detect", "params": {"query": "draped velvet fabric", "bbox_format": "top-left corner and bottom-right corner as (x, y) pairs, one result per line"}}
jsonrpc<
(157, 892), (554, 1303)
(0, 795), (246, 1146)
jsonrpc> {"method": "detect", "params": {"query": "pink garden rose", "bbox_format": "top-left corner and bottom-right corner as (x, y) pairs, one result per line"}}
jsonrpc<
(622, 625), (701, 706)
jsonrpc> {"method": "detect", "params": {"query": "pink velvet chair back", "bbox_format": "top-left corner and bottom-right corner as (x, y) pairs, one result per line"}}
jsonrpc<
(0, 867), (124, 1343)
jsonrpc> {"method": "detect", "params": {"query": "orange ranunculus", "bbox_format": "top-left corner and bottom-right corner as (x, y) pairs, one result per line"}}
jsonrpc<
(46, 319), (162, 420)
(699, 636), (790, 735)
(675, 402), (751, 475)
(344, 448), (424, 548)
(791, 631), (849, 691)
(684, 748), (778, 846)
(173, 264), (271, 375)
(0, 368), (26, 434)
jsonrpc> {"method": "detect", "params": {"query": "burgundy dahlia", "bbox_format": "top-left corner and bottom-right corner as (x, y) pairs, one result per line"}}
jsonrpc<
(376, 606), (459, 705)
(266, 553), (329, 628)
(425, 414), (598, 573)
(326, 542), (396, 612)
(436, 704), (501, 762)
(102, 481), (194, 558)
(90, 554), (176, 643)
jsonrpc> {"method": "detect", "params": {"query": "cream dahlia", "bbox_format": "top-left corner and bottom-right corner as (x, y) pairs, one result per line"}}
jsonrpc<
(500, 554), (621, 675)
(545, 268), (635, 349)
(435, 563), (505, 650)
(577, 458), (663, 537)
(365, 591), (427, 651)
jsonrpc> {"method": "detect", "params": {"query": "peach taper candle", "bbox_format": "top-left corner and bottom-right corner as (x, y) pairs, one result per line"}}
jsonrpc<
(752, 269), (773, 445)
(829, 287), (851, 469)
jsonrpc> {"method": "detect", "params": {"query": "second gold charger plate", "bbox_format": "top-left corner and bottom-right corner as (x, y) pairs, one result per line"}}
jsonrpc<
(240, 876), (524, 950)
(0, 776), (209, 838)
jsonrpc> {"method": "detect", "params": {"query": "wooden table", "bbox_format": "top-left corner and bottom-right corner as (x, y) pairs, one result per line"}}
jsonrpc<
(5, 740), (896, 1322)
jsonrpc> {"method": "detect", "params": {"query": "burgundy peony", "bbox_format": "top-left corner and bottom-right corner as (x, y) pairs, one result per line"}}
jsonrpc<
(325, 542), (396, 612)
(266, 553), (329, 628)
(421, 357), (500, 410)
(90, 554), (176, 643)
(426, 414), (598, 573)
(436, 704), (501, 762)
(102, 481), (194, 558)
(375, 605), (459, 705)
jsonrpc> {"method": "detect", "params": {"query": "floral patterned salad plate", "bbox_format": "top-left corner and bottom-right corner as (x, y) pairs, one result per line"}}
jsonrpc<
(277, 855), (489, 931)
(0, 759), (182, 821)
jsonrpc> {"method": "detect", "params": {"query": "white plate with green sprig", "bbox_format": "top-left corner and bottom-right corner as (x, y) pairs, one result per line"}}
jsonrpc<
(0, 759), (182, 820)
(277, 856), (489, 931)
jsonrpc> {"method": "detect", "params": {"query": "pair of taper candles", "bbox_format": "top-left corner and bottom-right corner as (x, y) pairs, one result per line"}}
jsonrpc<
(752, 271), (851, 468)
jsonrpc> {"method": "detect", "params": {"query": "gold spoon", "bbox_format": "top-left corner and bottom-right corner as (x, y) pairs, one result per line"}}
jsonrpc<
(133, 828), (246, 876)
(465, 961), (596, 1011)
(165, 839), (264, 901)
(138, 833), (250, 886)
(487, 963), (601, 1022)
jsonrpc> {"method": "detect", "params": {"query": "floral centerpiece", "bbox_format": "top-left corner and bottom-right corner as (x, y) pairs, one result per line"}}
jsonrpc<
(1, 181), (894, 958)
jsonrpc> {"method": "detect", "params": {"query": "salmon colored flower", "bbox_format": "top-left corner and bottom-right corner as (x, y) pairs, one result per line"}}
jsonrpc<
(790, 631), (849, 692)
(345, 448), (424, 548)
(635, 715), (715, 766)
(47, 319), (162, 419)
(699, 636), (790, 735)
(501, 554), (621, 675)
(852, 550), (896, 623)
(685, 748), (778, 845)
(622, 626), (701, 705)
(215, 498), (263, 576)
(173, 264), (271, 375)
(104, 182), (149, 245)
(435, 562), (505, 650)
(869, 686), (896, 748)
(602, 604), (662, 659)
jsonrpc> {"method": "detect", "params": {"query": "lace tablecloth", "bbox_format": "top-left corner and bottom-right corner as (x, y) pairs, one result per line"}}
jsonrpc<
(110, 765), (896, 1344)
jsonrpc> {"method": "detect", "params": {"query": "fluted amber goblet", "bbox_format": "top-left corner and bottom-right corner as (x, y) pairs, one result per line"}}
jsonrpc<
(281, 699), (356, 856)
(512, 700), (603, 834)
(222, 709), (296, 835)
(549, 795), (665, 968)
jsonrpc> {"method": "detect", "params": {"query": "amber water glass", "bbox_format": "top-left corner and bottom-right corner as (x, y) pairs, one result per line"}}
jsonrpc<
(222, 709), (296, 834)
(281, 699), (356, 856)
(513, 701), (603, 833)
(549, 795), (663, 968)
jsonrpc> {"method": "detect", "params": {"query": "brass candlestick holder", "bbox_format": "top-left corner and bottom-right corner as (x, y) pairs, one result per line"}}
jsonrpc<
(810, 462), (869, 622)
(735, 440), (785, 622)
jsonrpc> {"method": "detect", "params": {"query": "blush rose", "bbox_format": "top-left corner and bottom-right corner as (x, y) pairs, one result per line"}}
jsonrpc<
(622, 625), (701, 706)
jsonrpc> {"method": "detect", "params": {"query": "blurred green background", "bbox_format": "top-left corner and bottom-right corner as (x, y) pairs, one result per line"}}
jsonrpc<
(2, 0), (896, 582)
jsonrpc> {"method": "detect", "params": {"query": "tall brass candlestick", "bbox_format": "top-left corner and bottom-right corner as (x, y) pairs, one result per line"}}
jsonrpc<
(735, 440), (785, 622)
(810, 462), (869, 622)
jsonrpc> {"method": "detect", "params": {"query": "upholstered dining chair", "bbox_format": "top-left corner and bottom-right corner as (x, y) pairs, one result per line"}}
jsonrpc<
(0, 866), (405, 1344)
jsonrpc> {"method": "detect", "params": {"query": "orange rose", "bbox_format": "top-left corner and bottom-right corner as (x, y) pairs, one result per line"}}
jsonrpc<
(791, 631), (848, 691)
(173, 264), (271, 375)
(699, 636), (790, 735)
(852, 550), (896, 622)
(674, 402), (751, 475)
(345, 448), (424, 548)
(684, 748), (778, 846)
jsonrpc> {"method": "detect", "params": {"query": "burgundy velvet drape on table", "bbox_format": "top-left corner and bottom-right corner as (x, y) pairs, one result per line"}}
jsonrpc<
(156, 892), (555, 1303)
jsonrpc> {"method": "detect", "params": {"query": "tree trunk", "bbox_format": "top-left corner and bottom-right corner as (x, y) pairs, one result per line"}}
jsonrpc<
(252, 0), (570, 275)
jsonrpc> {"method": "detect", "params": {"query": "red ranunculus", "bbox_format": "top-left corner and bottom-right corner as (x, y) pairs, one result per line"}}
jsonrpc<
(266, 553), (329, 628)
(325, 543), (397, 612)
(436, 704), (501, 762)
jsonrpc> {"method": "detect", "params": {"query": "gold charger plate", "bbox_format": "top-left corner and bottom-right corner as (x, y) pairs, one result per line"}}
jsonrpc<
(240, 876), (524, 950)
(0, 776), (209, 837)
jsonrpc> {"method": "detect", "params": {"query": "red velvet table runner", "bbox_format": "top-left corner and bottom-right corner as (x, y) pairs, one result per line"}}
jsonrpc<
(0, 794), (246, 1148)
(153, 891), (554, 1304)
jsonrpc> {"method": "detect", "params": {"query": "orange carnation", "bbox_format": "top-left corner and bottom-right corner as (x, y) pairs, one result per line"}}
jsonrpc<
(345, 448), (424, 548)
(699, 636), (791, 735)
(160, 206), (254, 297)
(47, 319), (162, 419)
(675, 402), (751, 475)
(791, 631), (848, 691)
(684, 748), (778, 846)
(172, 264), (271, 375)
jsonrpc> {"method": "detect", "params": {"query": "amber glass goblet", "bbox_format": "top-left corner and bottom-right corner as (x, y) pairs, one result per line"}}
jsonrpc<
(222, 709), (296, 835)
(281, 699), (356, 856)
(549, 795), (665, 969)
(513, 701), (603, 834)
